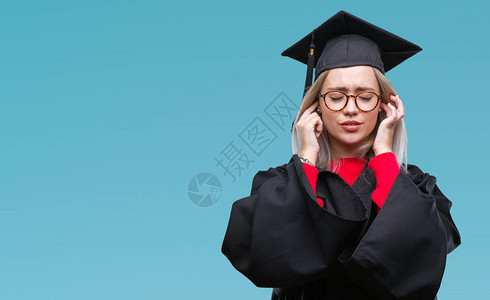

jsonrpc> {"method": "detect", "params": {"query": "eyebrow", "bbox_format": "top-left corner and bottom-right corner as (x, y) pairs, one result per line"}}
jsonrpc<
(327, 86), (377, 92)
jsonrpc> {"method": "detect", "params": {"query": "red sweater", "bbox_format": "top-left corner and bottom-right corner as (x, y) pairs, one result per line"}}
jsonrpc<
(302, 152), (400, 213)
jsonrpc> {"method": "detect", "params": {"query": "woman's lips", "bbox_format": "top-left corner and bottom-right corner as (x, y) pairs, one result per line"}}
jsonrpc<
(341, 124), (361, 131)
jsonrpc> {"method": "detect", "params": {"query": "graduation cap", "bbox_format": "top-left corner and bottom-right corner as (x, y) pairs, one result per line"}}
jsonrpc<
(282, 10), (423, 97)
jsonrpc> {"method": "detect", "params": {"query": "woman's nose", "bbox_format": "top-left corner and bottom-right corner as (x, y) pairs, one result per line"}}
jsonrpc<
(343, 96), (360, 114)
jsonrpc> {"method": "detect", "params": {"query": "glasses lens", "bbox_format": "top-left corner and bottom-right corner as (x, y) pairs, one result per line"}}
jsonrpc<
(325, 92), (346, 110)
(357, 92), (379, 111)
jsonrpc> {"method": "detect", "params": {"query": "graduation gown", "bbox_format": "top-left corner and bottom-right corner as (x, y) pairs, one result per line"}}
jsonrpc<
(221, 154), (461, 300)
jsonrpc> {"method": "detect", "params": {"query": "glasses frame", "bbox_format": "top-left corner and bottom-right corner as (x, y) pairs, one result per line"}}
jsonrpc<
(319, 90), (383, 112)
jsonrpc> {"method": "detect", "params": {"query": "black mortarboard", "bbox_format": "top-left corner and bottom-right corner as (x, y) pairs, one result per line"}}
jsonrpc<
(282, 10), (423, 96)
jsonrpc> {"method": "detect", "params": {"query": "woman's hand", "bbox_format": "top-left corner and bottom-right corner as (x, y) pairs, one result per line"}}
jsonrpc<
(373, 94), (405, 156)
(297, 102), (323, 164)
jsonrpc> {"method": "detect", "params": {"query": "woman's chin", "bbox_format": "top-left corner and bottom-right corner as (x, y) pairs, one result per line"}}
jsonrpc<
(328, 131), (370, 145)
(337, 135), (367, 146)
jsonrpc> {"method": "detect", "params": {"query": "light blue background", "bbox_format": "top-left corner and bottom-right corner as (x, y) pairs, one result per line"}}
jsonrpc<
(0, 0), (488, 299)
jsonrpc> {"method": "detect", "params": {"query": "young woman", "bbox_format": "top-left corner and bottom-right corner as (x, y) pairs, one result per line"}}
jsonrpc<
(221, 11), (461, 300)
(295, 64), (404, 213)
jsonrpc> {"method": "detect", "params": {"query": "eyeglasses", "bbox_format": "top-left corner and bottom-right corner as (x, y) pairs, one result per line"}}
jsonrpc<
(319, 90), (383, 112)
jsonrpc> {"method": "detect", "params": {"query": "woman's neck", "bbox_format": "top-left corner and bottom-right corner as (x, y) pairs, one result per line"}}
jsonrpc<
(331, 144), (364, 160)
(329, 136), (369, 159)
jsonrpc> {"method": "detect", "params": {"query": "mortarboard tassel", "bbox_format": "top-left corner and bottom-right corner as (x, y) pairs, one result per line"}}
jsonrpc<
(303, 31), (315, 97)
(293, 32), (316, 133)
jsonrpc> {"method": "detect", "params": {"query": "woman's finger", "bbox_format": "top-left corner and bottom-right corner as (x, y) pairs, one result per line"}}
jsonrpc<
(299, 110), (318, 127)
(307, 114), (324, 134)
(298, 102), (319, 122)
(396, 95), (405, 119)
(381, 102), (393, 119)
(315, 117), (323, 138)
(304, 101), (319, 114)
(298, 102), (316, 121)
(298, 108), (323, 138)
(389, 102), (397, 116)
(389, 103), (398, 126)
(389, 95), (403, 123)
(380, 102), (396, 128)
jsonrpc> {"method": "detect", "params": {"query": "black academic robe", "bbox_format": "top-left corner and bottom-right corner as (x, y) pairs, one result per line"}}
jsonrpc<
(221, 154), (461, 300)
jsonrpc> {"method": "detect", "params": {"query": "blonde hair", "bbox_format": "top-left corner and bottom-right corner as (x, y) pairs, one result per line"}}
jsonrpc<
(291, 66), (408, 173)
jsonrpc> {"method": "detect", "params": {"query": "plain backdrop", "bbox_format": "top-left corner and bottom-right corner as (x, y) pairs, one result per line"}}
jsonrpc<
(0, 0), (488, 299)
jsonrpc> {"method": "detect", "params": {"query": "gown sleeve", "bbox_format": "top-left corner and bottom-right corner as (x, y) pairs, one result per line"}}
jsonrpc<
(338, 163), (462, 300)
(221, 154), (368, 288)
